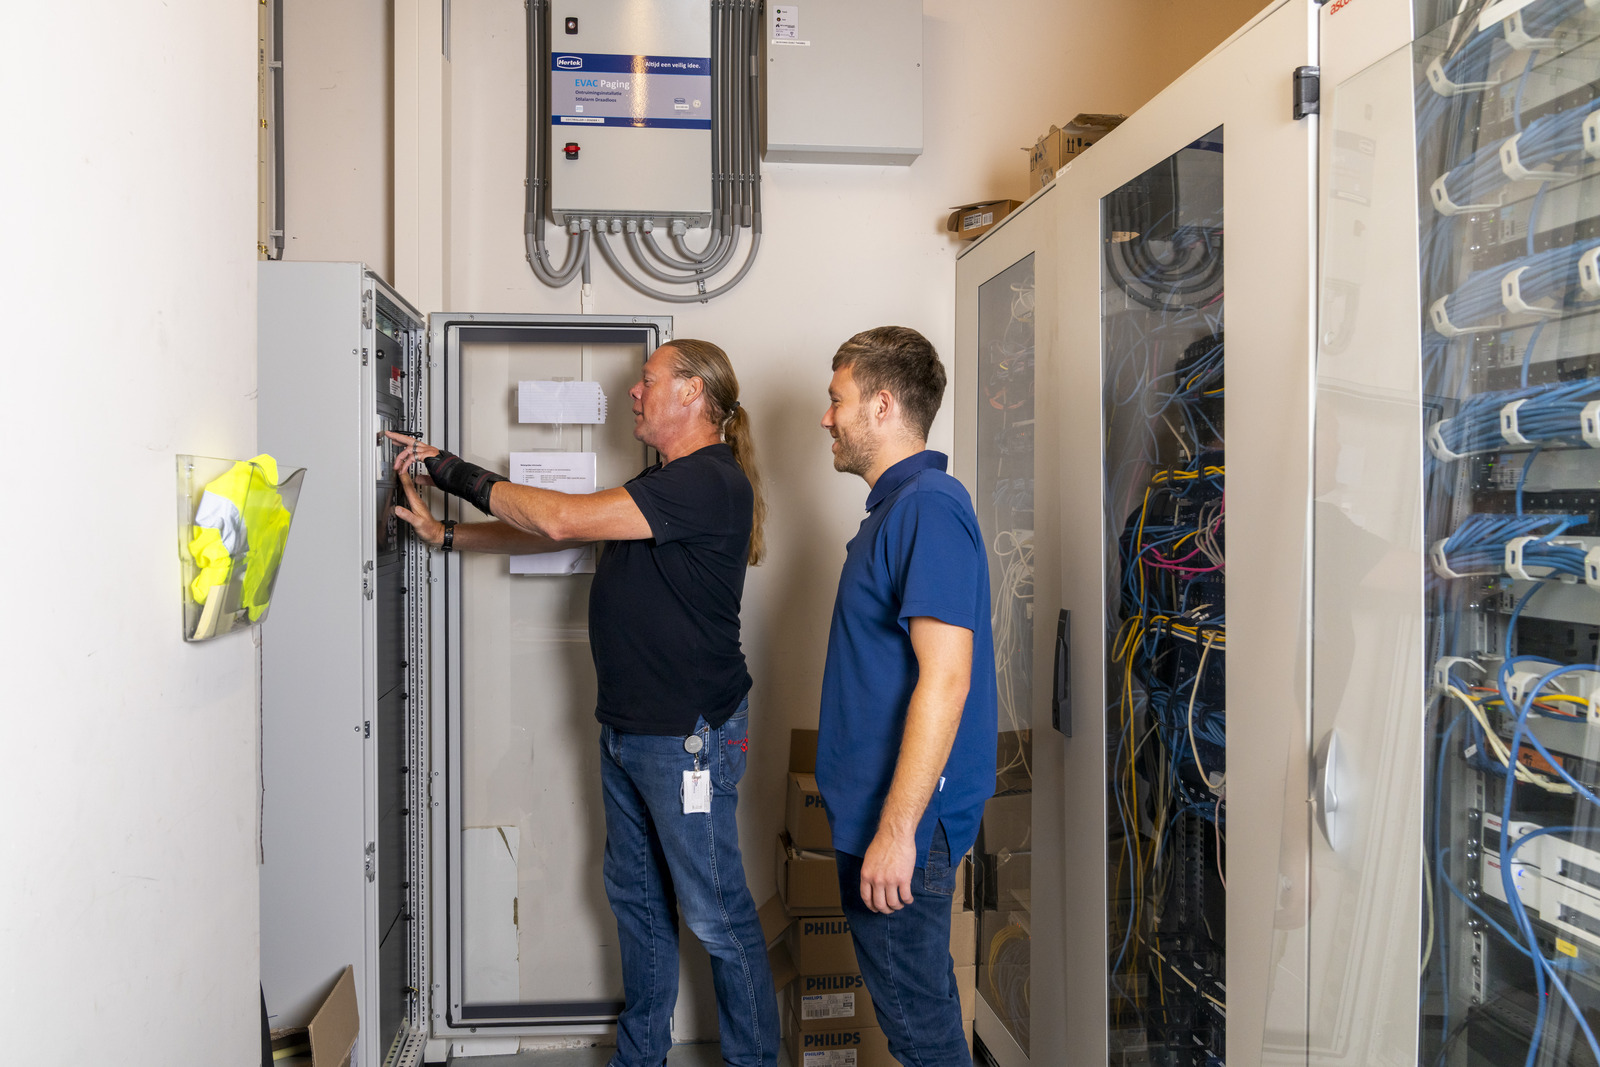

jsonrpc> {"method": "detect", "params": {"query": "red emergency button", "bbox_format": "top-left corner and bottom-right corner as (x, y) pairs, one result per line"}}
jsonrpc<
(564, 142), (580, 160)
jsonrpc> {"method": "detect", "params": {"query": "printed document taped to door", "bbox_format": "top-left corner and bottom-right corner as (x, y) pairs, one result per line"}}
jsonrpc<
(509, 452), (597, 574)
(518, 380), (607, 424)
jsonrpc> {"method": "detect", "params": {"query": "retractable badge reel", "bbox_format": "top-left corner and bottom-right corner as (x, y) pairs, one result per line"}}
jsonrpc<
(682, 733), (711, 814)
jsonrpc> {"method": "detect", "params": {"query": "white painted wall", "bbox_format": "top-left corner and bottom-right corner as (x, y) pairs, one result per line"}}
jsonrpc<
(0, 4), (262, 1064)
(284, 0), (1266, 1043)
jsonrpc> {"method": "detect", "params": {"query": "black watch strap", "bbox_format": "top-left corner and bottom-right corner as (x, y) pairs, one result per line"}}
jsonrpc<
(442, 519), (457, 552)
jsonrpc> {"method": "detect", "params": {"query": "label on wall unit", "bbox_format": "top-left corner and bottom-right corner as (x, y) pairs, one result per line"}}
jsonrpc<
(550, 53), (711, 129)
(772, 6), (808, 44)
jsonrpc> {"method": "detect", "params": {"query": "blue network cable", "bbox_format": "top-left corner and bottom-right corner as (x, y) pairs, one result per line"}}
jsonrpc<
(1434, 512), (1583, 576)
(1499, 666), (1600, 1067)
(1510, 0), (1591, 45)
(1435, 238), (1600, 335)
(1432, 377), (1600, 454)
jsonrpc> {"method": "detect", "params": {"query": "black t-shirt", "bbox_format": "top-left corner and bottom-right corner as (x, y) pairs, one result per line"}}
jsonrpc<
(589, 443), (754, 734)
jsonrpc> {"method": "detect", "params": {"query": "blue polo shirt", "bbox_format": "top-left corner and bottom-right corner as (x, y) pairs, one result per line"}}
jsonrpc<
(816, 450), (998, 863)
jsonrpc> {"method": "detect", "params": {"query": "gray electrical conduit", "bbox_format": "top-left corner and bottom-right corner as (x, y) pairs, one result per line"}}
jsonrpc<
(625, 225), (737, 283)
(596, 226), (762, 303)
(526, 224), (592, 287)
(633, 0), (747, 275)
(639, 223), (731, 274)
(524, 0), (588, 286)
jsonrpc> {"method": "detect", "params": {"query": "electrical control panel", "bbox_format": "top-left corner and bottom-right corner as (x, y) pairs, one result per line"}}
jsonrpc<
(763, 0), (923, 165)
(547, 0), (713, 223)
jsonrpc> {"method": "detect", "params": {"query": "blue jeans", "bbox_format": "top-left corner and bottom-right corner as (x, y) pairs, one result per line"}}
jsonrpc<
(599, 703), (779, 1067)
(835, 825), (971, 1067)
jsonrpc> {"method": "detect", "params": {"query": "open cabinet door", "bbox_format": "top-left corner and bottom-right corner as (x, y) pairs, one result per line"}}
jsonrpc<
(425, 315), (672, 1045)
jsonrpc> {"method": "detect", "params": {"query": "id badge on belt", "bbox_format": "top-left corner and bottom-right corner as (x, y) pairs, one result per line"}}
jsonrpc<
(682, 732), (711, 814)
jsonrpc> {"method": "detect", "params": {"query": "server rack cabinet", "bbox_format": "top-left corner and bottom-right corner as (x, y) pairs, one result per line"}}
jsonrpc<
(954, 181), (1062, 1067)
(258, 262), (431, 1067)
(1310, 2), (1600, 1063)
(1042, 2), (1318, 1063)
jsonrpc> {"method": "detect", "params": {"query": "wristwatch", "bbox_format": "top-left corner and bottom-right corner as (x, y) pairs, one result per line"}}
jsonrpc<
(441, 519), (457, 552)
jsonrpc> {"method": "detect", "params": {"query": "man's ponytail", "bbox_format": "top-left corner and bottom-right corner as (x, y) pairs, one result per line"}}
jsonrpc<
(665, 340), (767, 565)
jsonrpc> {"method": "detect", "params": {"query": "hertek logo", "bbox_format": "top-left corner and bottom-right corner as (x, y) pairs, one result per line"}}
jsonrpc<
(556, 55), (582, 68)
(803, 919), (851, 935)
(804, 975), (865, 992)
(802, 1032), (862, 1048)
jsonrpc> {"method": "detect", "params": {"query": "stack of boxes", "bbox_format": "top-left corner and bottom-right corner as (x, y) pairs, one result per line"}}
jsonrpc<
(770, 730), (977, 1066)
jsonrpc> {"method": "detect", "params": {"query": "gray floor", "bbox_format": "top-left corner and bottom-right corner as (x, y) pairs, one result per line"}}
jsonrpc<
(461, 1043), (792, 1067)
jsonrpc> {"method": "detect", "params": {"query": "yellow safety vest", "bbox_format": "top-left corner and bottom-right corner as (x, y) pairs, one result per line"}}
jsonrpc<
(188, 454), (294, 622)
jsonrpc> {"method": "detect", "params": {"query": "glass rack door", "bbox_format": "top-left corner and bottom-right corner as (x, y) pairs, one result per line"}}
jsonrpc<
(1411, 9), (1600, 1065)
(975, 252), (1036, 1055)
(1101, 129), (1227, 1067)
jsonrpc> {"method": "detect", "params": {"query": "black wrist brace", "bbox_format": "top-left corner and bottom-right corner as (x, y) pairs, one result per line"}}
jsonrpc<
(424, 451), (507, 514)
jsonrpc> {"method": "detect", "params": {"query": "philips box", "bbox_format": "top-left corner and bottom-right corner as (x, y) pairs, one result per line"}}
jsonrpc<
(785, 1012), (896, 1067)
(787, 773), (832, 851)
(787, 914), (860, 976)
(789, 971), (876, 1033)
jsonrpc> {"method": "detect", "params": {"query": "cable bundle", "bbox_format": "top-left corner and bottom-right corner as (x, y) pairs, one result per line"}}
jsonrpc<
(1434, 139), (1520, 212)
(1433, 239), (1600, 334)
(1431, 377), (1600, 456)
(1505, 101), (1600, 173)
(1431, 512), (1583, 578)
(1506, 0), (1591, 45)
(1436, 261), (1516, 334)
(1504, 237), (1600, 308)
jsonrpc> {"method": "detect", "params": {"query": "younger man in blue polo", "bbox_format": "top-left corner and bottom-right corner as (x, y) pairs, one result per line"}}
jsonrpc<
(816, 326), (997, 1067)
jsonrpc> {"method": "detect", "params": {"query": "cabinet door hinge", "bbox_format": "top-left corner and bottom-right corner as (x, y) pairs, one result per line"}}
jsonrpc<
(1294, 65), (1321, 120)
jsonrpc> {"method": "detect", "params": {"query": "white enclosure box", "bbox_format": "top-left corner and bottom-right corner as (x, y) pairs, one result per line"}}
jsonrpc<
(549, 0), (713, 222)
(258, 262), (430, 1067)
(763, 0), (923, 165)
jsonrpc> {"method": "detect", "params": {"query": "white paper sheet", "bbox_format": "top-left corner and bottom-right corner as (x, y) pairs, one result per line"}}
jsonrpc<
(508, 452), (598, 575)
(517, 380), (607, 424)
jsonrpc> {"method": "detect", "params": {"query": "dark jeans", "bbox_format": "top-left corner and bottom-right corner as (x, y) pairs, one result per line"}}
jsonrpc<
(835, 825), (972, 1067)
(598, 702), (779, 1067)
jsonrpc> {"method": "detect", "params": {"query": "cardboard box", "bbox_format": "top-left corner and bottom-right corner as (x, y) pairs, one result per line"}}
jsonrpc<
(271, 965), (359, 1067)
(952, 853), (972, 913)
(770, 940), (799, 995)
(759, 893), (791, 948)
(996, 730), (1032, 794)
(785, 1010), (897, 1067)
(791, 728), (820, 774)
(946, 200), (1021, 242)
(1026, 113), (1125, 190)
(790, 972), (876, 1032)
(950, 907), (977, 967)
(788, 914), (860, 976)
(776, 831), (843, 914)
(982, 793), (1031, 854)
(787, 773), (833, 851)
(956, 964), (976, 1021)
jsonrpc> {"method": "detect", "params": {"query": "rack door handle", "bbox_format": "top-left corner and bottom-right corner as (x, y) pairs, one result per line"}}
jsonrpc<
(1312, 729), (1343, 851)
